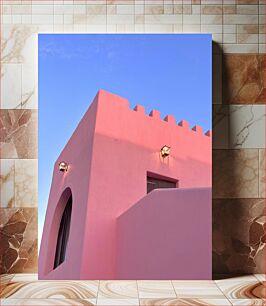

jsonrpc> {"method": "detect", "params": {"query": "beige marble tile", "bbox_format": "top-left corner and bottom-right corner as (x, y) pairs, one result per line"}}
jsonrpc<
(223, 33), (236, 43)
(237, 33), (259, 44)
(229, 299), (266, 305)
(32, 14), (54, 25)
(96, 299), (139, 305)
(144, 14), (182, 25)
(223, 14), (258, 24)
(1, 64), (22, 109)
(11, 274), (38, 282)
(182, 24), (200, 32)
(21, 62), (38, 110)
(228, 105), (265, 149)
(144, 24), (174, 33)
(182, 5), (192, 14)
(87, 4), (106, 15)
(32, 4), (53, 15)
(201, 24), (222, 33)
(98, 281), (138, 299)
(107, 14), (134, 25)
(183, 14), (200, 24)
(173, 5), (183, 14)
(164, 4), (174, 15)
(223, 24), (236, 33)
(254, 274), (266, 283)
(0, 159), (15, 208)
(191, 5), (200, 14)
(172, 281), (225, 299)
(201, 15), (222, 24)
(222, 43), (258, 53)
(138, 281), (176, 299)
(116, 4), (134, 15)
(259, 149), (265, 198)
(237, 4), (259, 14)
(1, 25), (38, 64)
(0, 299), (96, 305)
(73, 5), (86, 15)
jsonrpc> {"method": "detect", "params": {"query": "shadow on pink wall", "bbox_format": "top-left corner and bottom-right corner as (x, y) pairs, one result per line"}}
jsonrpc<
(117, 187), (212, 280)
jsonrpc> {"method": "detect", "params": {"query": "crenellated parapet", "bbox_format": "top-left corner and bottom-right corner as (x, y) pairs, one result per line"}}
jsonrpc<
(96, 90), (212, 140)
(131, 101), (212, 138)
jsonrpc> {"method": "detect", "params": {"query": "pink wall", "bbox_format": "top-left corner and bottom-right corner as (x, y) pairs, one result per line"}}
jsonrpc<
(38, 95), (99, 279)
(117, 188), (212, 279)
(39, 90), (212, 280)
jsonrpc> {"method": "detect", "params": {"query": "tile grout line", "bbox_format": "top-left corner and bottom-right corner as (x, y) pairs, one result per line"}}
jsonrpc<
(213, 278), (233, 305)
(135, 279), (140, 306)
(171, 280), (179, 299)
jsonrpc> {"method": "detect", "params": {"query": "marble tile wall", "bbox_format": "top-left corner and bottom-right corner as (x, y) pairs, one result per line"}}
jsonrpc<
(0, 0), (265, 276)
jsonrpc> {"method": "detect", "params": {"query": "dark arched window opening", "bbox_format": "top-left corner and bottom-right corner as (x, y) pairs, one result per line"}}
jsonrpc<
(53, 194), (72, 269)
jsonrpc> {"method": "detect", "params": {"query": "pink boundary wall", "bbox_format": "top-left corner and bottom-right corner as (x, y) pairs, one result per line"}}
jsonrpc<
(39, 90), (212, 280)
(117, 188), (212, 279)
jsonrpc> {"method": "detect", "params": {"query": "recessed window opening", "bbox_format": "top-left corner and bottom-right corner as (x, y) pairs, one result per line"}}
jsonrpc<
(147, 173), (178, 194)
(53, 194), (72, 269)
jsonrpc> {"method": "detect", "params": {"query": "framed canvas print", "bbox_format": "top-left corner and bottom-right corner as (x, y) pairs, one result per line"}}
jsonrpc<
(38, 34), (212, 280)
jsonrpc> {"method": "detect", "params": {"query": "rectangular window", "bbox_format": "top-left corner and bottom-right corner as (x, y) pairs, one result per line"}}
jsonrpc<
(147, 174), (177, 194)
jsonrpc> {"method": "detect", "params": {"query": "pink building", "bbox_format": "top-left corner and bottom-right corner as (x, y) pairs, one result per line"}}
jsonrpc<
(39, 90), (212, 280)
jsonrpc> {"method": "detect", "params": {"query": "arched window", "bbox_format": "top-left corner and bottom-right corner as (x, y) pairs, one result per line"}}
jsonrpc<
(53, 193), (72, 269)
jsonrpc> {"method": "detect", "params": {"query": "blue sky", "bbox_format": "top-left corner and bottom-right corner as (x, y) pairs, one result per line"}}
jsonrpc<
(38, 34), (212, 246)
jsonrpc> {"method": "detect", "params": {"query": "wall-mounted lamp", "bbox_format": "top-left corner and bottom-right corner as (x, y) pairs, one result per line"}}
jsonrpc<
(59, 161), (68, 172)
(160, 145), (170, 158)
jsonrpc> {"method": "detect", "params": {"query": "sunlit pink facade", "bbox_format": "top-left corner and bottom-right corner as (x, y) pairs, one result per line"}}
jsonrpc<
(39, 90), (212, 280)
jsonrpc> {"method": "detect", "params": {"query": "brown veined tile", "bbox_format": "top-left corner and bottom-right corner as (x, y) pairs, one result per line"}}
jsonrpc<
(223, 5), (236, 15)
(237, 25), (259, 34)
(236, 0), (259, 4)
(229, 299), (266, 305)
(215, 279), (265, 299)
(140, 298), (231, 305)
(213, 105), (229, 149)
(213, 199), (265, 275)
(259, 149), (265, 198)
(0, 299), (96, 305)
(0, 208), (38, 274)
(1, 281), (99, 299)
(201, 5), (223, 15)
(222, 54), (264, 104)
(0, 274), (14, 296)
(213, 149), (259, 198)
(0, 110), (37, 159)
